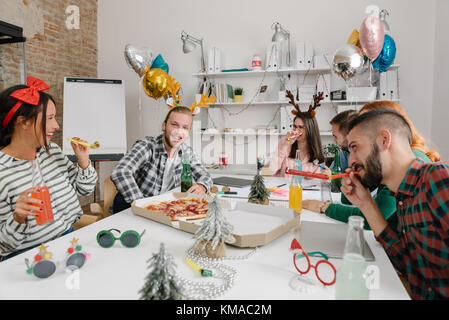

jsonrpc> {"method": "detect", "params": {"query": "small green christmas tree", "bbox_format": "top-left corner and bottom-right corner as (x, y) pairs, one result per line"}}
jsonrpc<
(248, 173), (270, 205)
(139, 243), (183, 300)
(193, 196), (235, 258)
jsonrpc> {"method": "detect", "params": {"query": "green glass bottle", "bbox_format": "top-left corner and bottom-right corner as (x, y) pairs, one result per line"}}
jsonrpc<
(181, 154), (193, 192)
(330, 149), (342, 192)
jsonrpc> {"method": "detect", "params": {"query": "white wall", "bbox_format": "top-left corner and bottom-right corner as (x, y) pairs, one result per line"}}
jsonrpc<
(431, 0), (449, 160)
(98, 0), (442, 156)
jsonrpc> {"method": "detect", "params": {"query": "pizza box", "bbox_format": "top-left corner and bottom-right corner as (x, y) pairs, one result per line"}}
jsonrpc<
(131, 192), (300, 248)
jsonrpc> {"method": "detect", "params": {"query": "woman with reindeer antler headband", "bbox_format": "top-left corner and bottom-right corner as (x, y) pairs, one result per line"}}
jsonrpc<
(110, 77), (215, 214)
(268, 90), (331, 177)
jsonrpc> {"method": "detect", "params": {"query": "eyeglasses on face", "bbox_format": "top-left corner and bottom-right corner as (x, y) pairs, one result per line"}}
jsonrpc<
(25, 238), (90, 279)
(96, 229), (146, 248)
(290, 238), (336, 286)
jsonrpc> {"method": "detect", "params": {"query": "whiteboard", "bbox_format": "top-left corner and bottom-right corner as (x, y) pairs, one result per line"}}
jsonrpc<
(62, 78), (127, 160)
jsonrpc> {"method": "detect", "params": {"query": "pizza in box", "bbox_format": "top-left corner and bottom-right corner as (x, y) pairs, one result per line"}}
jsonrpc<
(144, 198), (209, 221)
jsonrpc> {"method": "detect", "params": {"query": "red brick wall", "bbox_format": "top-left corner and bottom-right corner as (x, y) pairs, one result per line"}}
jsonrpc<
(0, 0), (97, 147)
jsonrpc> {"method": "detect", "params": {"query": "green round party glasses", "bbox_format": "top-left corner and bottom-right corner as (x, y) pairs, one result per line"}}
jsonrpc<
(96, 228), (146, 248)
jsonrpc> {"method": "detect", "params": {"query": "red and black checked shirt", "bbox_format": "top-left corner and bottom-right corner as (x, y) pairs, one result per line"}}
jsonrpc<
(376, 159), (449, 299)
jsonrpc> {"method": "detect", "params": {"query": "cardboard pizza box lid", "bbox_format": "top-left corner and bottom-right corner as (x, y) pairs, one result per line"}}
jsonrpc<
(131, 192), (300, 248)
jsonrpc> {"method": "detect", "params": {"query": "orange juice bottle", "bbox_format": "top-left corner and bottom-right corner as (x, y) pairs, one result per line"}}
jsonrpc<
(31, 160), (54, 225)
(289, 184), (302, 212)
(289, 150), (302, 213)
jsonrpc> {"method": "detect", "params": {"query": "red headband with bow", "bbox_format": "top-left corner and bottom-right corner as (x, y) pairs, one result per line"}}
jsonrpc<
(2, 76), (51, 128)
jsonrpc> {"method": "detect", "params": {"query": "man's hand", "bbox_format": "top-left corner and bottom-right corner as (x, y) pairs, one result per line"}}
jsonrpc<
(341, 170), (388, 236)
(187, 184), (207, 195)
(340, 170), (372, 209)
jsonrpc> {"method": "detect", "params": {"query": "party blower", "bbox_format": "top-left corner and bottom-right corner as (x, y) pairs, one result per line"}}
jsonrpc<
(285, 168), (359, 180)
(67, 138), (100, 149)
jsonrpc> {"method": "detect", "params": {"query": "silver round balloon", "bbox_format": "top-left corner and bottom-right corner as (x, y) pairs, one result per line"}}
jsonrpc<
(332, 44), (364, 81)
(124, 44), (153, 77)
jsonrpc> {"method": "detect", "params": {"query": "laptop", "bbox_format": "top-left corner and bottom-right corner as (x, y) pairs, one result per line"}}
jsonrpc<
(212, 176), (253, 188)
(296, 221), (375, 261)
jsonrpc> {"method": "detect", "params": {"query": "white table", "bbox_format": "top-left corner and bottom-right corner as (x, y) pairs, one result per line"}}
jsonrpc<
(0, 177), (410, 300)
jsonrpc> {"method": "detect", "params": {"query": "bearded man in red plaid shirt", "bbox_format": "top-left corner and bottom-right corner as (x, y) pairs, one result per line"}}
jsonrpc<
(341, 108), (449, 300)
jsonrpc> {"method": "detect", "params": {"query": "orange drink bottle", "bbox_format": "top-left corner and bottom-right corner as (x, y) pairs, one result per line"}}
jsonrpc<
(32, 186), (54, 225)
(289, 150), (302, 213)
(31, 160), (54, 225)
(289, 184), (302, 213)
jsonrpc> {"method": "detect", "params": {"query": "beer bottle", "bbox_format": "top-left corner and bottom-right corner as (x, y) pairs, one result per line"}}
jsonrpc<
(181, 154), (193, 192)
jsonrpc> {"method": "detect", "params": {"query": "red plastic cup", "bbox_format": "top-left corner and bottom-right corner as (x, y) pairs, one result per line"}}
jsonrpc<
(31, 186), (54, 225)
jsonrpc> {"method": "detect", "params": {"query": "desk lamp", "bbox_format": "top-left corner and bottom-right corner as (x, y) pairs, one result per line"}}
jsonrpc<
(181, 30), (206, 74)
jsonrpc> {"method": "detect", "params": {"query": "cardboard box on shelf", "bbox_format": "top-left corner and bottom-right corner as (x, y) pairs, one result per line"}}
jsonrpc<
(131, 192), (300, 248)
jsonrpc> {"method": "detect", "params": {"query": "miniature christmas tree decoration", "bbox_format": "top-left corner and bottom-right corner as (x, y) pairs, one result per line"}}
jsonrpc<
(248, 170), (270, 205)
(139, 243), (183, 300)
(193, 196), (235, 258)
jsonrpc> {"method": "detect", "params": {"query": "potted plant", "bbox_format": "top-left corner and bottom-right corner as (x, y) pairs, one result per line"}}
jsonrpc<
(234, 87), (243, 102)
(324, 143), (339, 167)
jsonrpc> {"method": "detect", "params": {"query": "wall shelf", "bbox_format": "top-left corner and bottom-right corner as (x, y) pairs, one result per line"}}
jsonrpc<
(196, 131), (333, 136)
(193, 64), (399, 78)
(193, 67), (331, 78)
(209, 98), (400, 107)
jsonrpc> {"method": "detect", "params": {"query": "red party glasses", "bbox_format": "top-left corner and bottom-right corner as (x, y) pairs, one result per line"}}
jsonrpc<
(290, 238), (337, 286)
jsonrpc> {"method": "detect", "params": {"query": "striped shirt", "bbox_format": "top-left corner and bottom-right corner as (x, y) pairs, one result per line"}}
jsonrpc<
(0, 143), (97, 257)
(111, 134), (213, 204)
(376, 159), (449, 299)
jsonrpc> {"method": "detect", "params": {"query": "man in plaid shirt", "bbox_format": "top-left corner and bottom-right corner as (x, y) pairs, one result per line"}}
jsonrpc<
(341, 108), (449, 300)
(111, 106), (213, 213)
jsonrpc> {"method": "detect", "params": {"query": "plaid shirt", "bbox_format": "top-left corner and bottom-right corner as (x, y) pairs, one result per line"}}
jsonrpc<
(376, 159), (449, 300)
(111, 134), (212, 203)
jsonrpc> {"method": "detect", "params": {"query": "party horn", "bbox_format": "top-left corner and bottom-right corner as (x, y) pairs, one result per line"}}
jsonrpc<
(67, 138), (100, 149)
(286, 133), (301, 141)
(285, 168), (330, 180)
(329, 172), (359, 179)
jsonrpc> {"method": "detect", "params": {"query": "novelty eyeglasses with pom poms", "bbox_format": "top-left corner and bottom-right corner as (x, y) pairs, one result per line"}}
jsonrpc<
(25, 238), (90, 279)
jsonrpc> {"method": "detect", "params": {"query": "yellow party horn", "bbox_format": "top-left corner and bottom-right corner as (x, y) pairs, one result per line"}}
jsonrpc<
(67, 138), (100, 149)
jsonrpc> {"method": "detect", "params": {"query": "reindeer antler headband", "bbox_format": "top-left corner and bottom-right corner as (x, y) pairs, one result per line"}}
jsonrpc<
(286, 89), (324, 118)
(165, 76), (216, 115)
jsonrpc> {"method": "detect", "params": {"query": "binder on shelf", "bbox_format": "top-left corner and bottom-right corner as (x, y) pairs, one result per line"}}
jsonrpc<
(316, 74), (331, 102)
(280, 106), (295, 134)
(226, 84), (234, 101)
(379, 72), (388, 99)
(296, 41), (305, 70)
(313, 53), (331, 70)
(386, 69), (398, 100)
(214, 47), (221, 72)
(304, 42), (314, 69)
(266, 42), (280, 70)
(208, 48), (215, 73)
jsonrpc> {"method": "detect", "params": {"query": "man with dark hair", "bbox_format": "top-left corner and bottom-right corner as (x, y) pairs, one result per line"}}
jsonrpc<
(329, 109), (357, 171)
(111, 106), (212, 213)
(341, 108), (449, 299)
